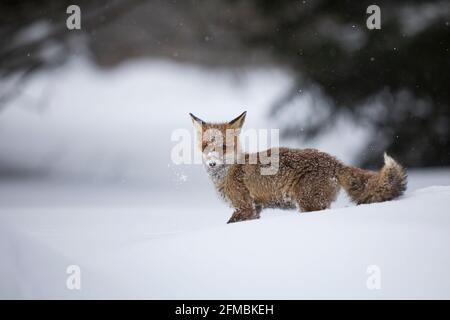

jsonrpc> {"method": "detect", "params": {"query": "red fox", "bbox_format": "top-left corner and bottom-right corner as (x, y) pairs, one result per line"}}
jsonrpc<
(190, 111), (407, 223)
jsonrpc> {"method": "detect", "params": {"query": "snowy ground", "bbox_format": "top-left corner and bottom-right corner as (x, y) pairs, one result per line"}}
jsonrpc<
(1, 169), (450, 299)
(0, 58), (449, 299)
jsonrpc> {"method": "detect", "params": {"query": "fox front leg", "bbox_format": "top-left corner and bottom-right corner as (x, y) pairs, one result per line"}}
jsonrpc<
(227, 207), (260, 224)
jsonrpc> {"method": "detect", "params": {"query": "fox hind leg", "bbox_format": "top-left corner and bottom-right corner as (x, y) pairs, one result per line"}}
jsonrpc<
(295, 178), (339, 213)
(296, 196), (331, 212)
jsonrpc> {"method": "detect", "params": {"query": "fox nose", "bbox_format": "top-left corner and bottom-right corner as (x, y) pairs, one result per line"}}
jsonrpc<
(209, 162), (216, 167)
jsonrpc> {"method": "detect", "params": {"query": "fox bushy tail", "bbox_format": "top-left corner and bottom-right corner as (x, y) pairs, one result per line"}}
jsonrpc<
(337, 153), (407, 205)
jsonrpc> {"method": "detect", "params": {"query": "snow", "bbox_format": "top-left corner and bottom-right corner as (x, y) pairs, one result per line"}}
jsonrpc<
(1, 175), (450, 299)
(1, 58), (449, 299)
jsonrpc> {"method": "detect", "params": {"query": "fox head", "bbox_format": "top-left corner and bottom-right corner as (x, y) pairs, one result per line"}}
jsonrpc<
(189, 111), (246, 168)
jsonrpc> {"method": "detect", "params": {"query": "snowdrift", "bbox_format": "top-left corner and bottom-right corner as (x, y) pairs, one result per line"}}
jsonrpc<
(1, 185), (449, 299)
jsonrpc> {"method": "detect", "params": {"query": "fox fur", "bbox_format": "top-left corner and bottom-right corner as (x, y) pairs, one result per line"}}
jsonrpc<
(190, 111), (407, 224)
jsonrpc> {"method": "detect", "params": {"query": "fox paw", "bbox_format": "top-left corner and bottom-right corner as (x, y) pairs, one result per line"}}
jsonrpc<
(227, 216), (240, 224)
(227, 213), (260, 224)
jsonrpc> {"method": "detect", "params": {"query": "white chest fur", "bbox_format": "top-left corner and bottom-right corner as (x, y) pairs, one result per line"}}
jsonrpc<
(205, 164), (231, 204)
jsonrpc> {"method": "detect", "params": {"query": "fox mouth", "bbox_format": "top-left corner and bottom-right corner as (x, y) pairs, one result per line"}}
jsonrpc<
(203, 151), (224, 168)
(204, 158), (227, 171)
(205, 159), (223, 168)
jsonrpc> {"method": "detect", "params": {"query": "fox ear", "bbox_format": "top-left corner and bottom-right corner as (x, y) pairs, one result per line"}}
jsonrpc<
(228, 111), (246, 129)
(189, 113), (204, 132)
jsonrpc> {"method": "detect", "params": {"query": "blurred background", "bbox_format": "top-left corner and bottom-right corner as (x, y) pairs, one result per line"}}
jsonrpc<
(0, 0), (449, 202)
